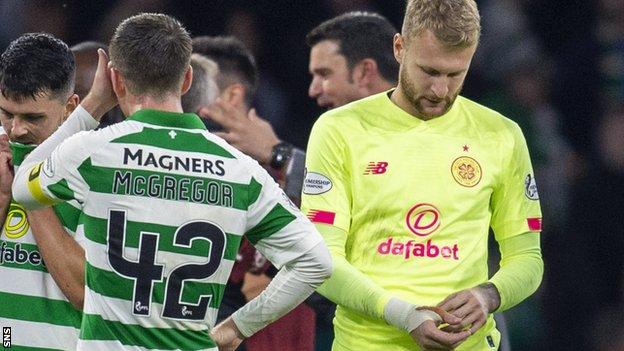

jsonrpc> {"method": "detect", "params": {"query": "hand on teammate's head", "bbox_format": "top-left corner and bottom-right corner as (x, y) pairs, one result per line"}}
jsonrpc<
(81, 48), (118, 121)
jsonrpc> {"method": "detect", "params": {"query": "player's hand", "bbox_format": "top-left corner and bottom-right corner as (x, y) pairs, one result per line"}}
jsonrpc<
(210, 316), (245, 351)
(81, 48), (117, 121)
(198, 98), (280, 164)
(0, 135), (14, 201)
(410, 319), (471, 350)
(437, 283), (501, 334)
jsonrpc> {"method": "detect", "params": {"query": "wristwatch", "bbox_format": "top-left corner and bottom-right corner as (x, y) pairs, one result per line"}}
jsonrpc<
(269, 141), (294, 169)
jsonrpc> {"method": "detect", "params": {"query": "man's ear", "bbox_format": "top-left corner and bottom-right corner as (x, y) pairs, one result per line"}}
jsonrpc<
(221, 83), (247, 108)
(63, 93), (80, 121)
(181, 65), (193, 95)
(110, 68), (126, 99)
(393, 33), (404, 65)
(352, 58), (379, 88)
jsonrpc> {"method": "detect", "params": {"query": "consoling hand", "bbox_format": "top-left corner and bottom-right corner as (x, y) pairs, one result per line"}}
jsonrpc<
(198, 99), (280, 164)
(81, 48), (118, 121)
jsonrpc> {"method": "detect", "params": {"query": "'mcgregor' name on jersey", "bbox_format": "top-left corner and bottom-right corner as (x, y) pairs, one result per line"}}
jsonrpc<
(112, 170), (233, 207)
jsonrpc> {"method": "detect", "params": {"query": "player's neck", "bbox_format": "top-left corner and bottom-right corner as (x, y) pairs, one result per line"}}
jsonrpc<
(390, 86), (434, 121)
(122, 94), (184, 116)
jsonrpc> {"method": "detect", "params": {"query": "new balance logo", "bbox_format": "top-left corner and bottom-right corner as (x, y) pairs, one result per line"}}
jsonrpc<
(364, 161), (388, 175)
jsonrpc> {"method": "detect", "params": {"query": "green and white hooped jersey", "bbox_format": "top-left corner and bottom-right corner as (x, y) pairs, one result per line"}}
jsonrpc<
(18, 110), (320, 350)
(0, 142), (83, 351)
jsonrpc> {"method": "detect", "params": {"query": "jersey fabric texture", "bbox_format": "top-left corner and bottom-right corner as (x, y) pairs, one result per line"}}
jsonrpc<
(20, 109), (321, 350)
(301, 91), (542, 351)
(0, 142), (83, 351)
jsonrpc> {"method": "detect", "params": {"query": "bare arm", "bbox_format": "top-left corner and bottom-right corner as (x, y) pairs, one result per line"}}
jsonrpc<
(27, 207), (85, 309)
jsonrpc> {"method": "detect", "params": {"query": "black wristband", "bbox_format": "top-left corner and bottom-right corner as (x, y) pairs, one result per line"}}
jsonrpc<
(270, 141), (294, 169)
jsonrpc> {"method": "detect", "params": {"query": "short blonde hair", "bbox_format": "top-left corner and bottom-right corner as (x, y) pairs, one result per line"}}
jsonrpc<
(402, 0), (481, 48)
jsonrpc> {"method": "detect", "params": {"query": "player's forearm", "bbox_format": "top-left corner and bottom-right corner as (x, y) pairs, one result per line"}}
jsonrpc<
(27, 207), (86, 310)
(231, 241), (332, 337)
(316, 225), (442, 332)
(316, 252), (391, 319)
(315, 224), (391, 319)
(488, 232), (543, 312)
(12, 105), (98, 209)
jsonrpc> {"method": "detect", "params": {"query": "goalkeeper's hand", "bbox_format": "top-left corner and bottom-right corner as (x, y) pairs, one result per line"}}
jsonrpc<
(410, 319), (471, 350)
(385, 299), (470, 350)
(437, 282), (501, 335)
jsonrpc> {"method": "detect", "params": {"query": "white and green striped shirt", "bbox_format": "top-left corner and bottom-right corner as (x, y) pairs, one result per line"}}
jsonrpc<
(0, 142), (84, 351)
(14, 109), (323, 350)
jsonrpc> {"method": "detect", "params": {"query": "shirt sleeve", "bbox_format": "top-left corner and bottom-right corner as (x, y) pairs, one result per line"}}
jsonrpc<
(315, 225), (392, 320)
(244, 160), (325, 268)
(12, 131), (93, 210)
(490, 123), (543, 241)
(12, 105), (99, 210)
(232, 160), (333, 337)
(301, 115), (398, 323)
(300, 115), (351, 232)
(488, 232), (543, 311)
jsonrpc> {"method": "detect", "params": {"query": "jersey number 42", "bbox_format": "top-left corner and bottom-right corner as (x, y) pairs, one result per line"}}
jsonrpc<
(107, 210), (226, 321)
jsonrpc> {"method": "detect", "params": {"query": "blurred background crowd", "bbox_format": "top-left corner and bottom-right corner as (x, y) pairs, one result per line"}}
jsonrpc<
(1, 0), (623, 350)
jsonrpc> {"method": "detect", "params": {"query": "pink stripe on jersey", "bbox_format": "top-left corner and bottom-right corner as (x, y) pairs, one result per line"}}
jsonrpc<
(307, 210), (335, 225)
(527, 218), (542, 231)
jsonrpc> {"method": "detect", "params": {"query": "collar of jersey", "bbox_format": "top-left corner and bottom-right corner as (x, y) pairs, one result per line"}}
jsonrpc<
(368, 89), (459, 131)
(9, 142), (36, 167)
(128, 109), (207, 130)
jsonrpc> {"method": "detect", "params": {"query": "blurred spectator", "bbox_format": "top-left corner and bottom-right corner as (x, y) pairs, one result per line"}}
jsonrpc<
(472, 0), (541, 88)
(596, 0), (624, 107)
(225, 8), (290, 133)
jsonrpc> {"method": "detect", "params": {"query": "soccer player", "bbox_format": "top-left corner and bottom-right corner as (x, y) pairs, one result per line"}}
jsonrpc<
(301, 0), (544, 350)
(9, 13), (332, 351)
(0, 33), (89, 350)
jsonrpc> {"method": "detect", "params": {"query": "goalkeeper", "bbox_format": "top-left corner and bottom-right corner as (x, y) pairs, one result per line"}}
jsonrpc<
(301, 0), (543, 350)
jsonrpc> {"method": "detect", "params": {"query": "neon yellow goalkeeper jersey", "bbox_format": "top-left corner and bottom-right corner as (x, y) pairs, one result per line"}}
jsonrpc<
(301, 91), (542, 351)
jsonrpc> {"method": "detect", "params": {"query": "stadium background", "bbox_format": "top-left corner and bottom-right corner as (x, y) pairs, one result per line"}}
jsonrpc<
(1, 0), (623, 350)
